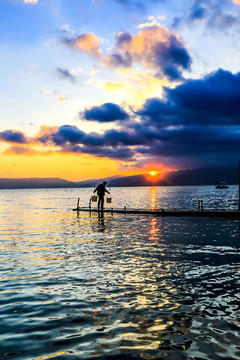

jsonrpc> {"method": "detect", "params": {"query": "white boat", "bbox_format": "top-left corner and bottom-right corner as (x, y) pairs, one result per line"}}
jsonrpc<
(215, 182), (229, 189)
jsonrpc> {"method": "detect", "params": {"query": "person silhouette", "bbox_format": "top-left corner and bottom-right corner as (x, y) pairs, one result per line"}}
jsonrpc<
(93, 181), (110, 210)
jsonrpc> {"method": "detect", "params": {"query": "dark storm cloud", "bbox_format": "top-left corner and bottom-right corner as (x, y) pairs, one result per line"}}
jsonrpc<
(4, 68), (239, 167)
(0, 130), (27, 144)
(56, 67), (77, 83)
(137, 98), (176, 120)
(137, 97), (177, 127)
(82, 103), (129, 122)
(166, 69), (240, 124)
(154, 34), (192, 80)
(38, 125), (86, 145)
(33, 68), (240, 166)
(43, 119), (239, 164)
(132, 68), (240, 166)
(138, 69), (240, 126)
(135, 125), (240, 167)
(72, 145), (135, 160)
(42, 126), (152, 148)
(52, 125), (86, 144)
(101, 129), (150, 146)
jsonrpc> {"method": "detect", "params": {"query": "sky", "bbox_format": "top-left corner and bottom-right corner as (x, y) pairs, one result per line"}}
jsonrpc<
(0, 0), (240, 180)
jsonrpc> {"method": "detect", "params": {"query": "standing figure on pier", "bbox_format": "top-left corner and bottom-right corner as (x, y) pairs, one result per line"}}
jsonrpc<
(93, 181), (110, 210)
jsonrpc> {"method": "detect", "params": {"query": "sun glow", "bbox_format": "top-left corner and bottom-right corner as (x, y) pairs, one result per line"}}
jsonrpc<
(150, 171), (157, 176)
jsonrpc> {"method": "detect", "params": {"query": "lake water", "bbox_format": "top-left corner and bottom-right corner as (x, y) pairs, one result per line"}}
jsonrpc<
(0, 186), (239, 360)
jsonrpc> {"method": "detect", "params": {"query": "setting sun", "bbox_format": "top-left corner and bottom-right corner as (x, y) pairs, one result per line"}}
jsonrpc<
(150, 171), (157, 176)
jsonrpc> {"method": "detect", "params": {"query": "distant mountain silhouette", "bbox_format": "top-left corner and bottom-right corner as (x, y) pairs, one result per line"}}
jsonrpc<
(164, 167), (238, 186)
(78, 167), (238, 187)
(108, 174), (170, 186)
(74, 175), (122, 188)
(0, 166), (238, 189)
(0, 177), (76, 189)
(75, 174), (169, 187)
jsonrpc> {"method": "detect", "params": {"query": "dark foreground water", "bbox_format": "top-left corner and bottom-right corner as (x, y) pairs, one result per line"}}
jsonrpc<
(0, 187), (239, 360)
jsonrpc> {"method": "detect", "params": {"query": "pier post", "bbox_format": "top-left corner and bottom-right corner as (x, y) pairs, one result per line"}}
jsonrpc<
(77, 198), (80, 209)
(239, 161), (240, 211)
(198, 200), (203, 210)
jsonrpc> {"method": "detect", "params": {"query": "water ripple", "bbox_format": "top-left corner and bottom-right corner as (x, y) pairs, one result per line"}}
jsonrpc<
(0, 188), (239, 359)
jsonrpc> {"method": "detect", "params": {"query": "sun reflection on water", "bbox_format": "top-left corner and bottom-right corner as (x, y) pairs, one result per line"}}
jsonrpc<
(150, 186), (157, 209)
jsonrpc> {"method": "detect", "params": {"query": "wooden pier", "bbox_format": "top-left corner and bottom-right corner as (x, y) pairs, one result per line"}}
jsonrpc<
(73, 207), (240, 219)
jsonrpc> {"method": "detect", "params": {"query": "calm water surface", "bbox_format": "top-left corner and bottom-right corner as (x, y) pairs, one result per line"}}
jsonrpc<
(0, 187), (239, 360)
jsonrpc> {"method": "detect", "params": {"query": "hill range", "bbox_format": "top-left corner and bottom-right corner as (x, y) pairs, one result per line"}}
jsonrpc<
(0, 166), (238, 189)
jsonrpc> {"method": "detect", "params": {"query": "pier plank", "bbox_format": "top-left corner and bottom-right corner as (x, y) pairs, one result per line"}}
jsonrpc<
(73, 207), (240, 219)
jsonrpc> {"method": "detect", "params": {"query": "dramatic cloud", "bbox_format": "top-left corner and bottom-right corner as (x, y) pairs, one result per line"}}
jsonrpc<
(37, 125), (145, 148)
(37, 125), (86, 146)
(35, 125), (137, 160)
(137, 98), (176, 127)
(72, 145), (135, 160)
(61, 26), (191, 80)
(0, 130), (28, 144)
(56, 67), (77, 83)
(134, 125), (240, 169)
(138, 69), (240, 126)
(102, 26), (191, 80)
(61, 33), (102, 59)
(2, 69), (240, 167)
(133, 68), (240, 166)
(167, 70), (240, 121)
(82, 103), (129, 122)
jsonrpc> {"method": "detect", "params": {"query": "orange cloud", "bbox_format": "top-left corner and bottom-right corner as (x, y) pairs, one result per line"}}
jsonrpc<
(102, 26), (191, 80)
(62, 26), (190, 80)
(64, 33), (102, 59)
(35, 125), (59, 146)
(119, 26), (169, 60)
(233, 0), (240, 3)
(3, 146), (54, 156)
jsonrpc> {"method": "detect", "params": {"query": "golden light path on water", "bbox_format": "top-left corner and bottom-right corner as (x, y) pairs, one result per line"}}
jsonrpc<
(0, 187), (239, 359)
